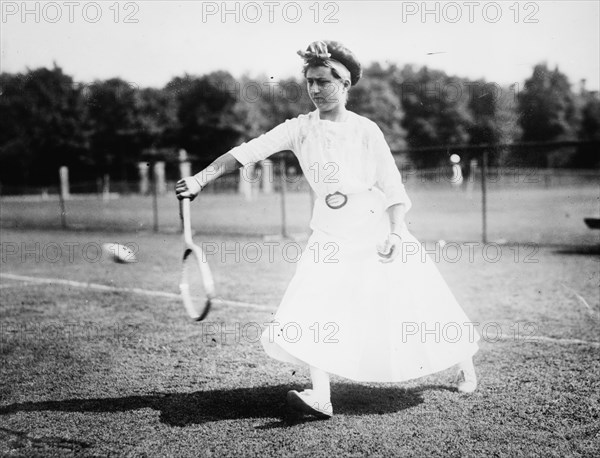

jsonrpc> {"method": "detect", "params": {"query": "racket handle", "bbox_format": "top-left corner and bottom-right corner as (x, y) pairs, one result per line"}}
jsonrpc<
(181, 198), (193, 244)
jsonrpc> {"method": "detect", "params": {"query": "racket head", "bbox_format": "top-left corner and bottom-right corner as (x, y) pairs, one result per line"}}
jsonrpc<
(180, 244), (215, 321)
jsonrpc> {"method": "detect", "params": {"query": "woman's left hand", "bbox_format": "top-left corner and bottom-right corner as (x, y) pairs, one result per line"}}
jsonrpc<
(377, 232), (402, 263)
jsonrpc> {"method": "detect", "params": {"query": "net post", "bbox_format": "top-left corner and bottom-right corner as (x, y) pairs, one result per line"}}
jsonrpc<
(261, 159), (274, 194)
(151, 161), (159, 233)
(481, 150), (488, 244)
(102, 174), (110, 202)
(239, 164), (254, 201)
(138, 161), (150, 195)
(279, 156), (288, 239)
(59, 166), (68, 229)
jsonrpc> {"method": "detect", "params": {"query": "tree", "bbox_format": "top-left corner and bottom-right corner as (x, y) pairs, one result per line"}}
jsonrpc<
(517, 63), (577, 166)
(467, 80), (501, 145)
(228, 73), (312, 136)
(0, 66), (88, 188)
(572, 94), (600, 168)
(393, 65), (472, 168)
(165, 72), (244, 168)
(134, 87), (179, 152)
(349, 63), (406, 151)
(464, 79), (507, 166)
(85, 78), (143, 180)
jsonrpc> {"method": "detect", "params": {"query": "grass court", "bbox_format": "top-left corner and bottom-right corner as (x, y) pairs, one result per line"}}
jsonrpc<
(0, 185), (598, 457)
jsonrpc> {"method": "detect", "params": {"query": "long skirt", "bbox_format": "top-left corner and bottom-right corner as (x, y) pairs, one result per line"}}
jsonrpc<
(261, 188), (479, 382)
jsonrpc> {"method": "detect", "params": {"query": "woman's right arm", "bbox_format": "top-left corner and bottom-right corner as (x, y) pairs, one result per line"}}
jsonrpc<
(175, 152), (242, 200)
(175, 118), (296, 200)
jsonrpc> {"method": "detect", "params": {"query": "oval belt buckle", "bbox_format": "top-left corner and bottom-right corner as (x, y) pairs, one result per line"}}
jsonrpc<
(325, 191), (348, 209)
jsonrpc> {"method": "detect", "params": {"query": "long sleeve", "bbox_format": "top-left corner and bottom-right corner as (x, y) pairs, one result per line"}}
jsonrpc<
(229, 118), (296, 166)
(372, 125), (412, 211)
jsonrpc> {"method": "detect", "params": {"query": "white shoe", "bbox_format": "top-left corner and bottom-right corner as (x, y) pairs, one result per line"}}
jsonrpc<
(287, 389), (333, 419)
(456, 370), (477, 393)
(456, 362), (477, 393)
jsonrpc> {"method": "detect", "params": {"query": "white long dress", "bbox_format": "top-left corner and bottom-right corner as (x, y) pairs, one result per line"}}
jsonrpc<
(230, 110), (479, 383)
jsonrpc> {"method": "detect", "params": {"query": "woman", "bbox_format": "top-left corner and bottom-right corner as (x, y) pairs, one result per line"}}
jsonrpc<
(176, 40), (479, 419)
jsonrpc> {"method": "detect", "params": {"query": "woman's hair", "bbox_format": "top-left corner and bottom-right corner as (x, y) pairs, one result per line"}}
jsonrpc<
(299, 40), (362, 86)
(302, 62), (345, 83)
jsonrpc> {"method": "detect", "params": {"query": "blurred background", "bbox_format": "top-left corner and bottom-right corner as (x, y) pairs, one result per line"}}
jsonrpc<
(1, 0), (598, 246)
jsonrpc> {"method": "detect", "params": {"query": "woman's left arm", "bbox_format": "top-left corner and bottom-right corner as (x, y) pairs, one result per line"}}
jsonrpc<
(379, 203), (407, 263)
(388, 203), (407, 235)
(371, 124), (411, 263)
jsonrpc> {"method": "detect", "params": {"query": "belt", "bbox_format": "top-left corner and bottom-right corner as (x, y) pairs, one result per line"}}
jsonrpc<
(325, 191), (348, 209)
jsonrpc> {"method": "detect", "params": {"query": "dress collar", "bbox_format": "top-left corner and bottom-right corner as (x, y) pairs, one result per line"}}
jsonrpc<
(310, 110), (353, 124)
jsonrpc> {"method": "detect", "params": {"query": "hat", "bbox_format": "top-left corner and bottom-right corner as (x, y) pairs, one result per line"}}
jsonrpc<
(298, 40), (362, 86)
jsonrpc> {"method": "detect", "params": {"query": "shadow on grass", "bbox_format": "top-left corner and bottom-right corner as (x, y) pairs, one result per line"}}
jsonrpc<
(0, 383), (449, 427)
(553, 245), (600, 256)
(0, 426), (91, 452)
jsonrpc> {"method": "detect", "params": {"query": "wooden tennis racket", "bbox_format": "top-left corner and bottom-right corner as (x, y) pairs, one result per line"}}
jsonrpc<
(179, 197), (215, 321)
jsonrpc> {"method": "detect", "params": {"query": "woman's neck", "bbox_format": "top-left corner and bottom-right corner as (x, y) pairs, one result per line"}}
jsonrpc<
(318, 106), (348, 122)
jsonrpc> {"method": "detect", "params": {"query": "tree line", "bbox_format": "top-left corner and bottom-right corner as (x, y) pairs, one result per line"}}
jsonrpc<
(1, 62), (598, 188)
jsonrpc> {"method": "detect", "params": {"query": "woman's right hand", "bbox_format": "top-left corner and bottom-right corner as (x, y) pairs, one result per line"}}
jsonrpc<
(175, 176), (202, 200)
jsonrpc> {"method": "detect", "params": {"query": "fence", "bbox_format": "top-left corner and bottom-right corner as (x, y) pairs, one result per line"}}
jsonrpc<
(1, 151), (598, 247)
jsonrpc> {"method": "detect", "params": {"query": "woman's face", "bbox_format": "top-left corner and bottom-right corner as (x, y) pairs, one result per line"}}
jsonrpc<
(306, 66), (348, 112)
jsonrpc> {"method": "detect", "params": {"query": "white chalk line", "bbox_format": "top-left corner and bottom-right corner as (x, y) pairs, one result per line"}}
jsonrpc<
(0, 273), (274, 312)
(0, 281), (38, 289)
(497, 335), (600, 346)
(560, 282), (600, 320)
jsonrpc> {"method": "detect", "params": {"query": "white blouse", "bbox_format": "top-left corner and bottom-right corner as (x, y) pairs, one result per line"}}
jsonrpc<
(229, 110), (411, 210)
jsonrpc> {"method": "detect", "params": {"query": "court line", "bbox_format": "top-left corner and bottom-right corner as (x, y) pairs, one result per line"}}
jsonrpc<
(0, 273), (274, 312)
(560, 282), (599, 320)
(498, 335), (600, 346)
(0, 281), (38, 289)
